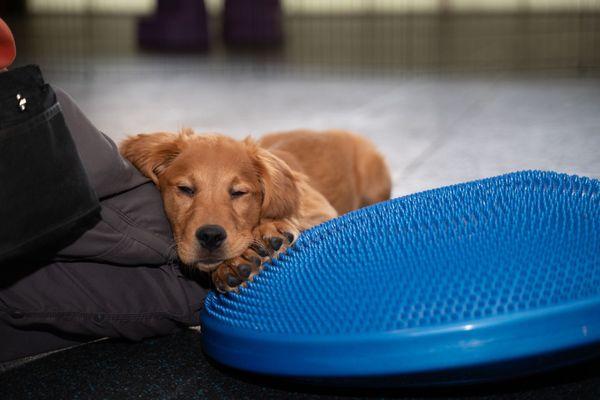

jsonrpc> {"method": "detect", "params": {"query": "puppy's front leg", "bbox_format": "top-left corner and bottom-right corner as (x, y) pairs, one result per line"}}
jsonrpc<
(211, 219), (298, 293)
(249, 185), (338, 263)
(211, 248), (264, 293)
(252, 218), (300, 258)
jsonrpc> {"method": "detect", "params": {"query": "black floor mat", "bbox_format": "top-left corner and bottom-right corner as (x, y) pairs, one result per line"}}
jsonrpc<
(1, 329), (600, 399)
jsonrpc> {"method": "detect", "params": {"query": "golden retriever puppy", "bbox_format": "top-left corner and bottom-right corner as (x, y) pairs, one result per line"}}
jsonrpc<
(120, 129), (391, 292)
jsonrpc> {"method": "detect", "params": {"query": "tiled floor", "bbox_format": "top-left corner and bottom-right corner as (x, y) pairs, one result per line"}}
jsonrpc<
(47, 68), (600, 198)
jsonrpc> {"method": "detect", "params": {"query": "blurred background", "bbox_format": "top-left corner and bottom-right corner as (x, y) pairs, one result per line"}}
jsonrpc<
(2, 0), (599, 196)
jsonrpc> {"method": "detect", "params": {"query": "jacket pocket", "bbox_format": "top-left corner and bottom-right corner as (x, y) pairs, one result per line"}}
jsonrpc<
(0, 101), (100, 264)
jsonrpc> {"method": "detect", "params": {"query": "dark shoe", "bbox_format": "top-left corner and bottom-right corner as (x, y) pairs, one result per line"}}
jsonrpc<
(223, 0), (283, 48)
(138, 0), (210, 51)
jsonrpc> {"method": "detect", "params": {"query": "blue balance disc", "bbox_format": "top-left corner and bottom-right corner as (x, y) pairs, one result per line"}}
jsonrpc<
(201, 171), (600, 383)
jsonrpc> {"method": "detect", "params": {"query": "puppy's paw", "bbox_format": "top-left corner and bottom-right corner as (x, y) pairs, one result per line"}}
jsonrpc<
(212, 248), (263, 293)
(252, 219), (299, 258)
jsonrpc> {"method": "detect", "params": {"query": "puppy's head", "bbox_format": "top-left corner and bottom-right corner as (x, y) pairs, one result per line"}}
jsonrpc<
(120, 129), (299, 272)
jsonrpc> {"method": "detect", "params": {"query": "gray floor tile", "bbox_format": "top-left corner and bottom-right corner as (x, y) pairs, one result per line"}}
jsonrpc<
(48, 70), (600, 198)
(399, 78), (600, 195)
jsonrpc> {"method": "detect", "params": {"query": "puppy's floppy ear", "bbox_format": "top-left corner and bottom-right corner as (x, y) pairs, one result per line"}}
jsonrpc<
(120, 130), (191, 185)
(246, 139), (300, 219)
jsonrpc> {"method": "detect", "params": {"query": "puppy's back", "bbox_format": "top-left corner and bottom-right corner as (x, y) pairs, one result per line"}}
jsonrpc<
(259, 130), (391, 214)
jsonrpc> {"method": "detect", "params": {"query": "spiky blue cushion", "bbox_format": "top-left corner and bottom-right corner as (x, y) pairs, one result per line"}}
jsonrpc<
(201, 171), (600, 381)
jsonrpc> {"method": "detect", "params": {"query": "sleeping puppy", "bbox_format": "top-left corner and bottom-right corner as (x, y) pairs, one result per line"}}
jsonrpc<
(120, 129), (391, 292)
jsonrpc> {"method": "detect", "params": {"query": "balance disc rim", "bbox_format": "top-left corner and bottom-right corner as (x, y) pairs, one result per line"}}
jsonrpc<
(201, 295), (600, 379)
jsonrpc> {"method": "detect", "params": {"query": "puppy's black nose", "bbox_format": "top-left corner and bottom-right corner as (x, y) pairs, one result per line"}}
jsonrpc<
(196, 225), (227, 250)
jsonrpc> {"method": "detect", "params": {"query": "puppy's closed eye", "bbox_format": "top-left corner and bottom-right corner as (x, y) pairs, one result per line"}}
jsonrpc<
(178, 185), (195, 196)
(230, 189), (248, 198)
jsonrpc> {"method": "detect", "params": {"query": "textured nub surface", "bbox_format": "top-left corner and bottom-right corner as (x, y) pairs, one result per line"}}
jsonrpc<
(204, 171), (600, 336)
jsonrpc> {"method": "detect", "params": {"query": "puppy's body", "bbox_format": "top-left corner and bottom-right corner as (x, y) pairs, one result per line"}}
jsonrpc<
(259, 130), (391, 218)
(120, 129), (390, 291)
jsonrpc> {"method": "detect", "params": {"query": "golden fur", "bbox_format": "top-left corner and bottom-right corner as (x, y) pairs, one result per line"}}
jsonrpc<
(120, 129), (391, 291)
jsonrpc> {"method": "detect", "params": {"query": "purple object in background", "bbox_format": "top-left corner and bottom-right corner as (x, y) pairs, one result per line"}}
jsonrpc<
(138, 0), (209, 51)
(223, 0), (283, 47)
